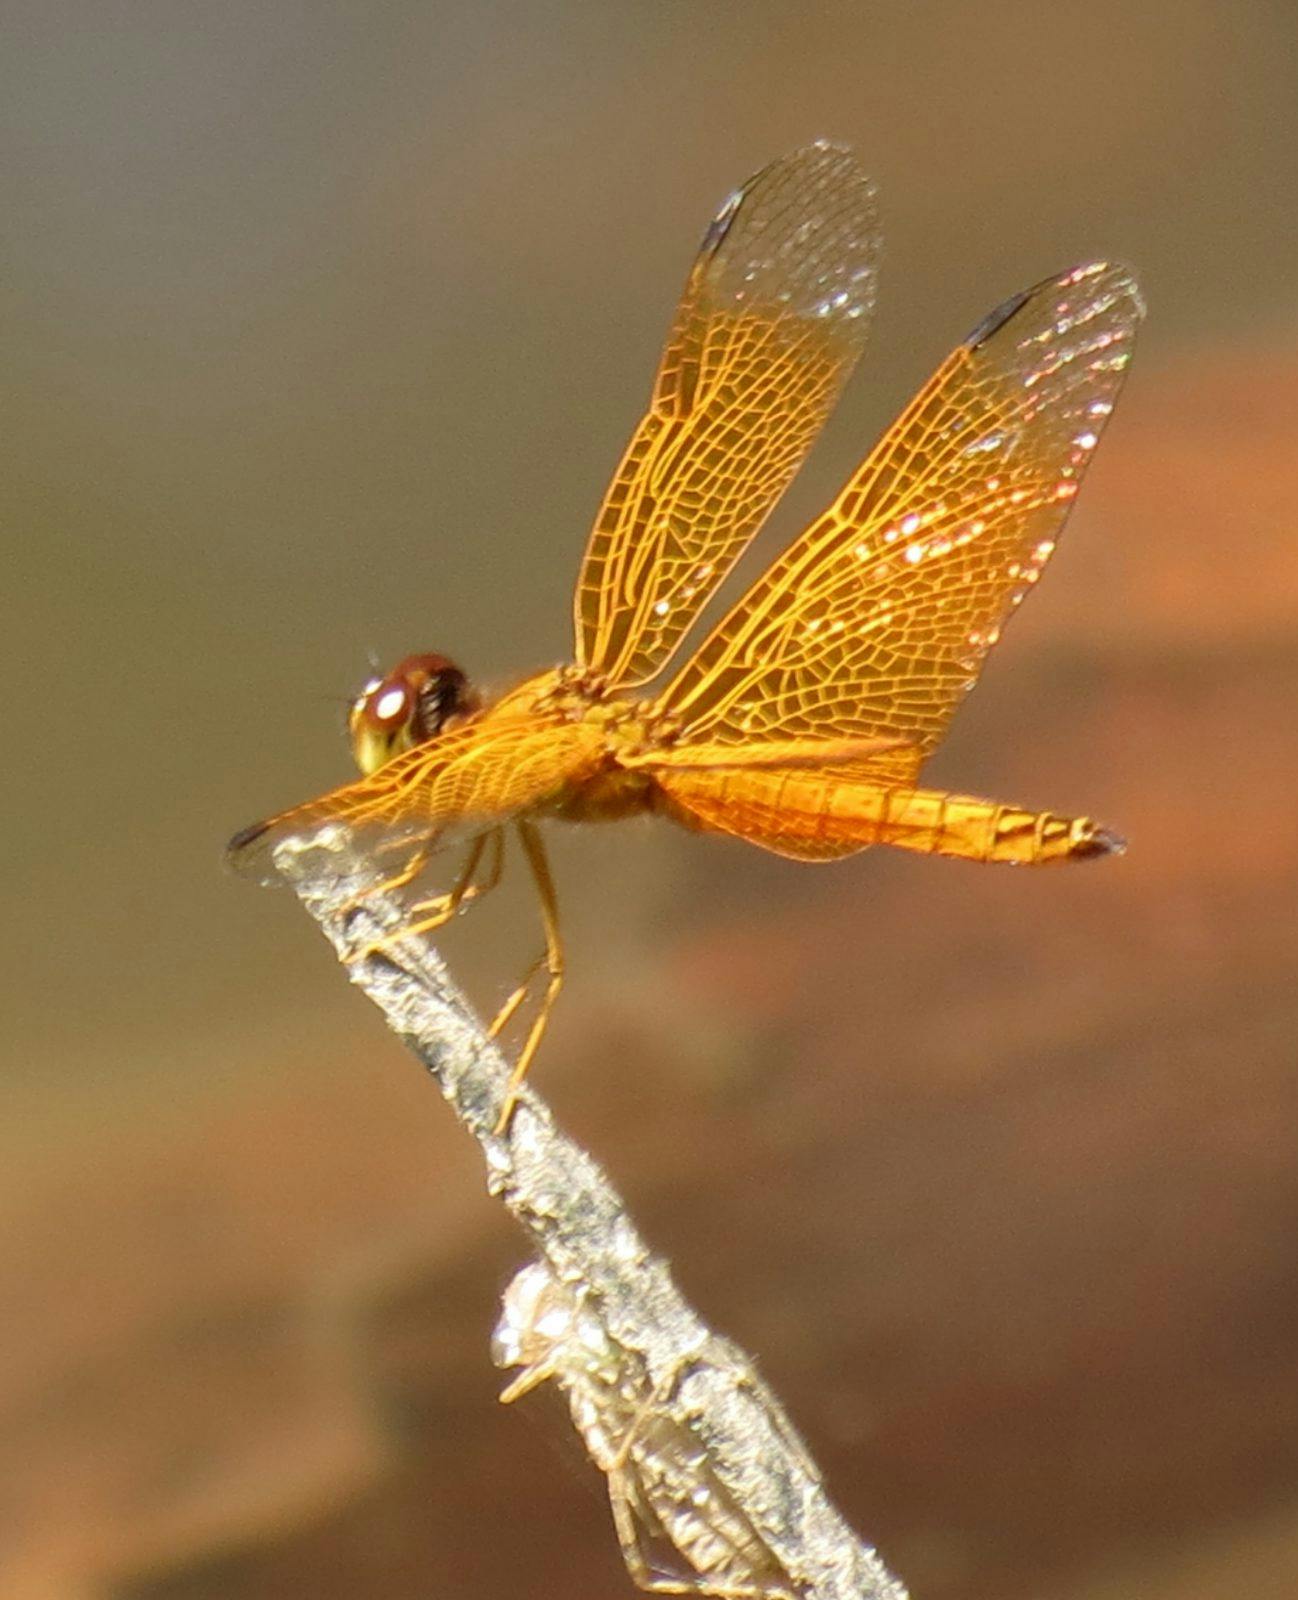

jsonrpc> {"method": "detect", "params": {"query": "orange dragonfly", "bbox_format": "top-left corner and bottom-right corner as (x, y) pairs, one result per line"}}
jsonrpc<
(230, 142), (1141, 1122)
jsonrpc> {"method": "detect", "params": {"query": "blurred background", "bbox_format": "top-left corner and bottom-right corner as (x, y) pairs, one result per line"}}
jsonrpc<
(4, 2), (1298, 1596)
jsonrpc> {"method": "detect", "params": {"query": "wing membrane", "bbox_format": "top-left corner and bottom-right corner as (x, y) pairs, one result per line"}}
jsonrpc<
(657, 262), (1143, 759)
(574, 142), (880, 688)
(227, 714), (603, 885)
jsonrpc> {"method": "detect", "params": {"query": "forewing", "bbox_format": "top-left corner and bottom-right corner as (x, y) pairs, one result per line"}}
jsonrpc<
(658, 262), (1142, 761)
(227, 714), (603, 885)
(574, 142), (880, 689)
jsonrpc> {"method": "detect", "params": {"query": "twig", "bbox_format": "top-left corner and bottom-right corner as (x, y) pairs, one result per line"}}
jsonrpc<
(275, 823), (909, 1600)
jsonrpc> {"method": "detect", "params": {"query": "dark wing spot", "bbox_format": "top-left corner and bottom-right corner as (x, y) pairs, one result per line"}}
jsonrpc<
(964, 285), (1034, 350)
(226, 818), (269, 863)
(698, 186), (744, 259)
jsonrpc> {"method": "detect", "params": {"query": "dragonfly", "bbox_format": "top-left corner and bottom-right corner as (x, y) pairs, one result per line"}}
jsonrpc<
(230, 141), (1142, 1126)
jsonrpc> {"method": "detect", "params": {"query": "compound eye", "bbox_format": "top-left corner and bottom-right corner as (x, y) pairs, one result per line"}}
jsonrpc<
(365, 680), (413, 730)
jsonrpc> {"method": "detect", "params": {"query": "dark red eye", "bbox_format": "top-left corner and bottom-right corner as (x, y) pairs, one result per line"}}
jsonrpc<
(364, 680), (412, 730)
(351, 653), (476, 757)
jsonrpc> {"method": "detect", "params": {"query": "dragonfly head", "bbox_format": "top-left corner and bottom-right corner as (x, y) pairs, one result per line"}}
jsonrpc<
(348, 652), (476, 775)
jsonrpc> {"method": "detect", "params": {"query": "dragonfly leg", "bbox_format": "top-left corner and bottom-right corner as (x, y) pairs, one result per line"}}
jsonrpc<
(488, 819), (563, 1133)
(405, 826), (503, 922)
(353, 829), (502, 959)
(487, 950), (545, 1042)
(336, 835), (436, 919)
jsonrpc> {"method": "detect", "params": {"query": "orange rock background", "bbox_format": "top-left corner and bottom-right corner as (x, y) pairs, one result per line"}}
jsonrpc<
(4, 5), (1298, 1597)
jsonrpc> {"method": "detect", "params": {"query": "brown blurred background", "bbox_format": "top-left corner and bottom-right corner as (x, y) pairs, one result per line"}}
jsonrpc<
(4, 2), (1298, 1596)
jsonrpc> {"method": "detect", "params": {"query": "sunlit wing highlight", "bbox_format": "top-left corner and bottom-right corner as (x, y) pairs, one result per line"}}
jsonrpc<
(656, 262), (1143, 760)
(574, 141), (880, 689)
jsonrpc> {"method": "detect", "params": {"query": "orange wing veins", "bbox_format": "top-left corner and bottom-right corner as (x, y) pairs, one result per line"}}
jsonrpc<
(655, 261), (1143, 774)
(228, 714), (604, 885)
(573, 141), (880, 690)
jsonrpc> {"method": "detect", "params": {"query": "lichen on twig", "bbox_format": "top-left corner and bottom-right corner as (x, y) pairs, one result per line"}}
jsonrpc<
(274, 822), (908, 1600)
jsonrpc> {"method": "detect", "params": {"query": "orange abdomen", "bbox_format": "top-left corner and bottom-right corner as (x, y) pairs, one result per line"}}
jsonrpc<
(652, 766), (1119, 865)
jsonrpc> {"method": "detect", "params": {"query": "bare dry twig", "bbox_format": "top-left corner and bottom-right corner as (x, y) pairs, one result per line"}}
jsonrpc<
(275, 823), (908, 1600)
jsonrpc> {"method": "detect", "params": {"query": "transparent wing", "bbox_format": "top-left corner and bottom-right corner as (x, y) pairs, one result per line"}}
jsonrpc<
(657, 262), (1143, 760)
(574, 141), (880, 689)
(227, 714), (603, 885)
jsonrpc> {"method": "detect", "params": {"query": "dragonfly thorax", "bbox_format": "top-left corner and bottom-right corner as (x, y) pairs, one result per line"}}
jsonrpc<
(348, 652), (478, 776)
